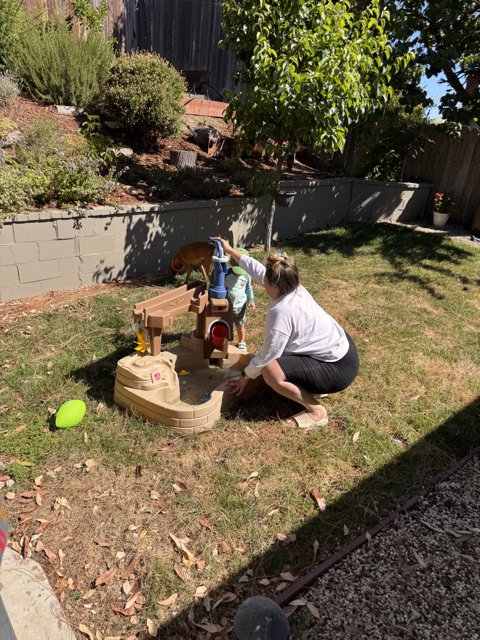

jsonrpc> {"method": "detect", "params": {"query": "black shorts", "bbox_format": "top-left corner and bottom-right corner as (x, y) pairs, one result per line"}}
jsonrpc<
(277, 333), (359, 395)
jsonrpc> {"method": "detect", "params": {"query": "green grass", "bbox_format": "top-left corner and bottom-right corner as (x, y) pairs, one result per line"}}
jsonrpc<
(1, 222), (479, 638)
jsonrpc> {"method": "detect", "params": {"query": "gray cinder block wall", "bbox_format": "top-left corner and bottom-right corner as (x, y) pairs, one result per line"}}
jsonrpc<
(0, 178), (431, 302)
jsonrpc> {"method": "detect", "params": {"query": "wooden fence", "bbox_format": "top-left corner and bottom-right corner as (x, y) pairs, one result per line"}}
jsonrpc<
(22, 0), (240, 95)
(403, 125), (480, 226)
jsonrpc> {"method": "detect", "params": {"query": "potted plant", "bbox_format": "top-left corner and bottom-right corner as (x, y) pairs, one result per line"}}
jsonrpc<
(432, 191), (456, 227)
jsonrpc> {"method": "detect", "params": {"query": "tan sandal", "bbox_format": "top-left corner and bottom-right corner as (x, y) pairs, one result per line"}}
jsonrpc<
(284, 411), (328, 431)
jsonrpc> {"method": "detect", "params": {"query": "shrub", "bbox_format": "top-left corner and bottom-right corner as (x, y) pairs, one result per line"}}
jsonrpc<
(15, 117), (67, 165)
(0, 72), (20, 108)
(8, 15), (115, 107)
(0, 0), (23, 70)
(101, 52), (186, 146)
(48, 154), (118, 206)
(175, 168), (230, 200)
(232, 169), (277, 197)
(0, 163), (32, 222)
(0, 117), (18, 138)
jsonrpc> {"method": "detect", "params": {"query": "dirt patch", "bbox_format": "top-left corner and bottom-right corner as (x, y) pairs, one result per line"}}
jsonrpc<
(5, 95), (81, 136)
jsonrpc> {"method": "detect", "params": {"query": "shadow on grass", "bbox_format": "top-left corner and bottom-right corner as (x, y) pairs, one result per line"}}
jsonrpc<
(283, 222), (479, 299)
(153, 395), (480, 639)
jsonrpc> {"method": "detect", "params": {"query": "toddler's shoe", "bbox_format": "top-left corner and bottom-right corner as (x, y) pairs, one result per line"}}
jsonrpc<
(237, 342), (247, 351)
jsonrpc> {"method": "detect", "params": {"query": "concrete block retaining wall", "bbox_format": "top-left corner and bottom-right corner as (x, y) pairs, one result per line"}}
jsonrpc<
(0, 178), (431, 302)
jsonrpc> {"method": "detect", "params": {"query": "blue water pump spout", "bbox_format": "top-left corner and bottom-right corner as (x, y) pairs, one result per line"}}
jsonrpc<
(208, 237), (229, 299)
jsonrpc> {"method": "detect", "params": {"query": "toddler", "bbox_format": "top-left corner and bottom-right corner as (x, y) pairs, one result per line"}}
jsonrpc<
(225, 248), (255, 350)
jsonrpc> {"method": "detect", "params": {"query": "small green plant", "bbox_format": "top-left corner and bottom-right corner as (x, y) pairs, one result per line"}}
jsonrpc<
(0, 71), (20, 107)
(8, 15), (115, 107)
(101, 52), (186, 147)
(15, 117), (67, 165)
(79, 113), (116, 168)
(72, 0), (108, 33)
(0, 163), (32, 222)
(222, 156), (243, 174)
(0, 0), (23, 70)
(0, 117), (17, 138)
(232, 169), (277, 197)
(175, 168), (230, 200)
(146, 166), (173, 198)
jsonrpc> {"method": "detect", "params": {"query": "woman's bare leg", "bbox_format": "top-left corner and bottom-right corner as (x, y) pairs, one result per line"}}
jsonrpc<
(262, 360), (327, 423)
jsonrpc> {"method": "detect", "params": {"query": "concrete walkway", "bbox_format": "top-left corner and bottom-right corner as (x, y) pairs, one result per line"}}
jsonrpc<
(0, 547), (75, 640)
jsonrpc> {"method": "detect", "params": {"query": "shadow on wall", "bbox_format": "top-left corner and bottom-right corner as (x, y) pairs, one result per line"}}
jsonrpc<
(91, 200), (267, 285)
(282, 222), (479, 300)
(152, 396), (479, 639)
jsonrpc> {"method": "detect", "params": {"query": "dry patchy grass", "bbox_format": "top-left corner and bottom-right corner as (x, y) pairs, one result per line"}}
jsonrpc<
(1, 223), (479, 639)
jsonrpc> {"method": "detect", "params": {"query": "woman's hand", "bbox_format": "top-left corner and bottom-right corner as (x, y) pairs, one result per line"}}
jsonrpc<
(211, 237), (242, 262)
(248, 302), (256, 311)
(227, 375), (250, 396)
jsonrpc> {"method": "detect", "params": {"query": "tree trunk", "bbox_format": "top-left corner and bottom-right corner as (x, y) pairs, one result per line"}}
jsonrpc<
(264, 157), (283, 251)
(170, 149), (197, 168)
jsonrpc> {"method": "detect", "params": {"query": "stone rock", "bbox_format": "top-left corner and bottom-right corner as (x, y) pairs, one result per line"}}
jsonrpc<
(55, 105), (84, 116)
(112, 147), (134, 159)
(0, 129), (24, 148)
(234, 596), (290, 640)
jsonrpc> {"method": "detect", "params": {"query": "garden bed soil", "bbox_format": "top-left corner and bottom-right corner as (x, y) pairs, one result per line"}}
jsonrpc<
(4, 95), (326, 210)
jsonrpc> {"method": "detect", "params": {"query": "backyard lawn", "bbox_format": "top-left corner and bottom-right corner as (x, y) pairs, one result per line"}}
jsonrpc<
(0, 222), (479, 639)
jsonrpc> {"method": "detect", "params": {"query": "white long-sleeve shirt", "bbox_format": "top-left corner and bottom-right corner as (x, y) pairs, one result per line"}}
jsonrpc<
(240, 255), (350, 379)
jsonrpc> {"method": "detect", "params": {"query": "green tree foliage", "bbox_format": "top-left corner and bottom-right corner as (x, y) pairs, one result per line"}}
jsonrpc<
(351, 93), (430, 181)
(8, 15), (114, 107)
(72, 0), (108, 34)
(379, 1), (480, 123)
(221, 0), (414, 249)
(101, 53), (186, 147)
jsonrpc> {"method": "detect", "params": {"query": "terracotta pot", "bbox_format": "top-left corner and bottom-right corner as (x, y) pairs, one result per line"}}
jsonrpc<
(433, 211), (449, 228)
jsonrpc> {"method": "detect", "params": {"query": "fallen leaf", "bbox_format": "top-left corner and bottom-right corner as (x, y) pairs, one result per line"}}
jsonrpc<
(195, 585), (208, 599)
(343, 525), (349, 536)
(253, 482), (260, 498)
(150, 490), (161, 501)
(258, 578), (270, 586)
(158, 593), (178, 606)
(275, 581), (288, 592)
(120, 555), (141, 580)
(68, 577), (75, 590)
(276, 532), (296, 544)
(84, 459), (95, 472)
(290, 598), (308, 607)
(95, 568), (116, 586)
(96, 403), (105, 414)
(352, 431), (360, 443)
(196, 559), (206, 572)
(146, 618), (159, 637)
(312, 539), (320, 562)
(54, 497), (72, 511)
(35, 492), (43, 506)
(173, 562), (189, 582)
(58, 549), (65, 565)
(212, 591), (237, 609)
(218, 541), (231, 553)
(267, 508), (280, 517)
(79, 623), (94, 640)
(83, 432), (89, 444)
(280, 571), (297, 582)
(365, 531), (372, 543)
(247, 471), (259, 481)
(237, 574), (250, 583)
(5, 492), (15, 500)
(125, 590), (141, 610)
(172, 480), (187, 493)
(412, 549), (426, 568)
(306, 602), (321, 620)
(311, 489), (327, 511)
(94, 539), (111, 548)
(198, 517), (212, 530)
(194, 622), (225, 634)
(169, 532), (196, 565)
(44, 548), (57, 562)
(115, 551), (126, 560)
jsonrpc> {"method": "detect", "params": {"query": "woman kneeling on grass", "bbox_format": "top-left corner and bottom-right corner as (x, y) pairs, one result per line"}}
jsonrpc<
(213, 237), (359, 430)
